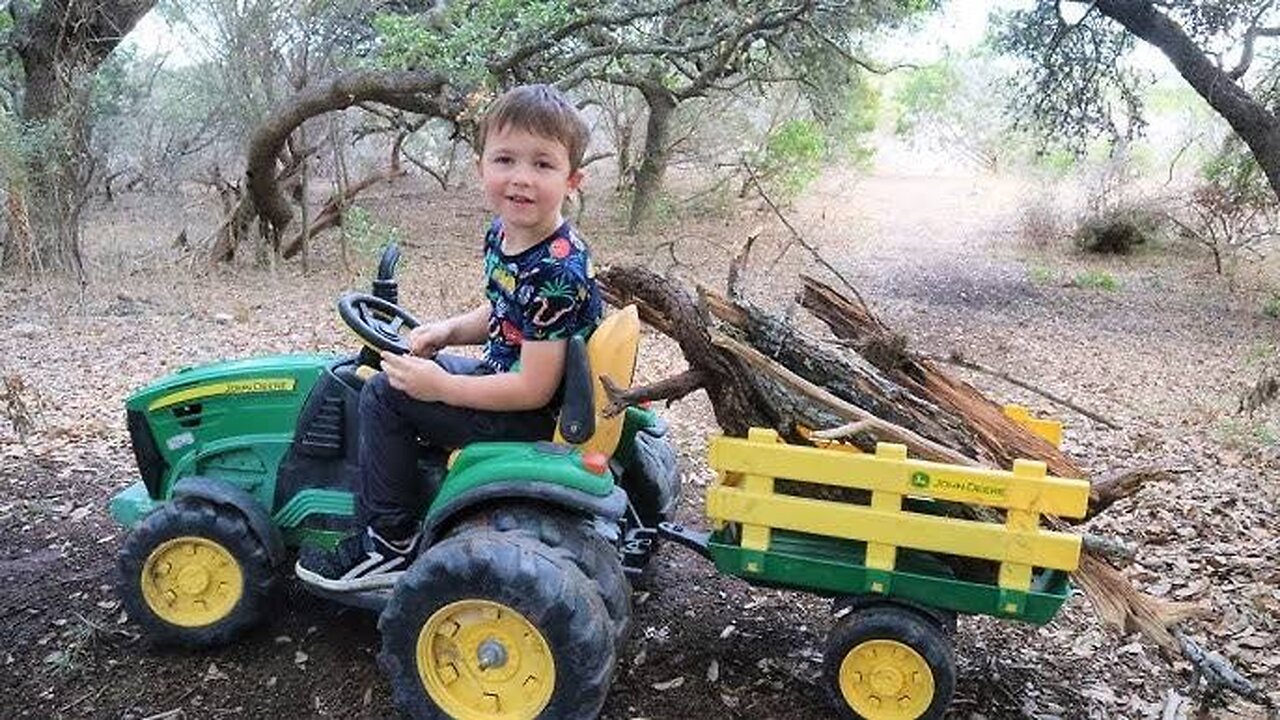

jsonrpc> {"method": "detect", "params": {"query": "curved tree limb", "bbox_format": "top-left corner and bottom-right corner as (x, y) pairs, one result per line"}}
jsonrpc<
(245, 69), (466, 241)
(1086, 0), (1280, 200)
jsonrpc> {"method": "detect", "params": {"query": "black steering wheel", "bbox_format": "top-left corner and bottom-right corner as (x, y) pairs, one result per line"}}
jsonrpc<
(337, 292), (422, 356)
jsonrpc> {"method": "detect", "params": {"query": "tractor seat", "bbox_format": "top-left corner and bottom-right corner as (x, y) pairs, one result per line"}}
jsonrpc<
(553, 304), (641, 458)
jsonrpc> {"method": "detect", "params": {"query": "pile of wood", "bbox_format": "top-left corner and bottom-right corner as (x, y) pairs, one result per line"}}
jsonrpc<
(595, 263), (1269, 707)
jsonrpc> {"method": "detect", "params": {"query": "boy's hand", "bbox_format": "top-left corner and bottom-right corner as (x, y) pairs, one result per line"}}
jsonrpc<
(381, 351), (449, 402)
(408, 321), (452, 357)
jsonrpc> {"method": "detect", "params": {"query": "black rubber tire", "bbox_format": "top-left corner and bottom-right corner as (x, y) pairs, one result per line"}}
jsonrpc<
(117, 497), (276, 648)
(619, 425), (681, 527)
(445, 503), (632, 645)
(832, 595), (958, 637)
(823, 607), (956, 720)
(378, 530), (616, 720)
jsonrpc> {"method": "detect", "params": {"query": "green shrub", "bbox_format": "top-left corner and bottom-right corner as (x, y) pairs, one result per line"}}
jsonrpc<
(1072, 202), (1166, 254)
(760, 119), (827, 199)
(1026, 265), (1055, 285)
(1070, 270), (1119, 291)
(342, 205), (405, 259)
(1264, 293), (1280, 319)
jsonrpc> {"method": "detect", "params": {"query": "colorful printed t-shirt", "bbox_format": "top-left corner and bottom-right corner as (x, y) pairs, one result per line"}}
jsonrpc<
(482, 219), (602, 372)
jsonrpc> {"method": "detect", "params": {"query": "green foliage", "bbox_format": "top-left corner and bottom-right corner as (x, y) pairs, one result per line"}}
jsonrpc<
(1199, 140), (1273, 206)
(893, 62), (955, 137)
(1179, 139), (1278, 273)
(0, 110), (70, 190)
(0, 111), (29, 189)
(1264, 293), (1280, 319)
(342, 205), (405, 259)
(1214, 415), (1279, 454)
(1073, 197), (1167, 254)
(1026, 264), (1056, 285)
(826, 77), (878, 168)
(1070, 270), (1119, 291)
(373, 1), (579, 79)
(990, 2), (1146, 160)
(759, 119), (828, 199)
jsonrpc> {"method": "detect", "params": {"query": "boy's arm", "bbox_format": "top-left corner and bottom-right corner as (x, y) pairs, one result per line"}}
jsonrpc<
(381, 339), (565, 412)
(410, 303), (489, 356)
(442, 303), (490, 345)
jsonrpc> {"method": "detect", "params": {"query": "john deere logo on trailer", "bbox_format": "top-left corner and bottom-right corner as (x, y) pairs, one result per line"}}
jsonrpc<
(910, 471), (930, 488)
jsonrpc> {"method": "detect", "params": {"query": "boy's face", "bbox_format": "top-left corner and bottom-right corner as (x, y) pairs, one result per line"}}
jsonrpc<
(478, 125), (584, 241)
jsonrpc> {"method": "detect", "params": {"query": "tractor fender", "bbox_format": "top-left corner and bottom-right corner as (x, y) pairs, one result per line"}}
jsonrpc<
(173, 477), (287, 569)
(422, 482), (627, 546)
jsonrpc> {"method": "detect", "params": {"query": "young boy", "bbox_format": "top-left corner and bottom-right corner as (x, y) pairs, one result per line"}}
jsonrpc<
(297, 84), (602, 591)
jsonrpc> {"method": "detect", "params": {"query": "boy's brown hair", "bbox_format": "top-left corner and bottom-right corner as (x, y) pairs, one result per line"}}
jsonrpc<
(476, 84), (590, 171)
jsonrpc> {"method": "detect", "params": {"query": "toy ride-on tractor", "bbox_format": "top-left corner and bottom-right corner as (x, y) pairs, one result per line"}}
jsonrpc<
(660, 425), (1091, 720)
(109, 245), (680, 719)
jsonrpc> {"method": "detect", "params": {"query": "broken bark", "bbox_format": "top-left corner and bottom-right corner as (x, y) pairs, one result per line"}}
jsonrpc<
(799, 275), (1086, 478)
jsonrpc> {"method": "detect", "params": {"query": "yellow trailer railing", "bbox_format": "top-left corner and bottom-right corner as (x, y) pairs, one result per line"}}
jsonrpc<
(705, 427), (1091, 617)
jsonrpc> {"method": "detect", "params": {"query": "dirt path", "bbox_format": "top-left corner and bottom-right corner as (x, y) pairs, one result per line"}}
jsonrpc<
(1, 167), (1276, 719)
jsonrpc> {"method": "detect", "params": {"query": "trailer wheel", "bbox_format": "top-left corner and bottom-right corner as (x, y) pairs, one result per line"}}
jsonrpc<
(823, 606), (955, 720)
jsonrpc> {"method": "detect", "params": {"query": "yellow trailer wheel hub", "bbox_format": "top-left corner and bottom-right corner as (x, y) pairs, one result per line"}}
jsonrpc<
(141, 536), (244, 627)
(417, 599), (555, 720)
(839, 639), (934, 719)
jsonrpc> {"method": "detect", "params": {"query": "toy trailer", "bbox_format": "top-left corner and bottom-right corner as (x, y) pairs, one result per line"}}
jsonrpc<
(663, 425), (1091, 720)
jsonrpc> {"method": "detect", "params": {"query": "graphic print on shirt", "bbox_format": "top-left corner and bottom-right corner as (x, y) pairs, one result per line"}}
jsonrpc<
(482, 219), (602, 372)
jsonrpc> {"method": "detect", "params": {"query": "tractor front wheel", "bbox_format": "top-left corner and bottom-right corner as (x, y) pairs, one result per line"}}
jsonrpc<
(117, 498), (276, 647)
(378, 529), (616, 720)
(823, 606), (955, 720)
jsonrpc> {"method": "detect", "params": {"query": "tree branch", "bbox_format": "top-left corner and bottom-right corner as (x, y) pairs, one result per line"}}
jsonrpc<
(246, 69), (463, 237)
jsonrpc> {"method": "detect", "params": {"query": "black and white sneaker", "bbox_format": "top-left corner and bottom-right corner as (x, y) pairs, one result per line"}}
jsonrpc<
(295, 527), (419, 591)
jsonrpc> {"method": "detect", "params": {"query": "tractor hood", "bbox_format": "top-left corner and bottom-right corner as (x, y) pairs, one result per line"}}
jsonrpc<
(122, 354), (338, 501)
(126, 354), (336, 414)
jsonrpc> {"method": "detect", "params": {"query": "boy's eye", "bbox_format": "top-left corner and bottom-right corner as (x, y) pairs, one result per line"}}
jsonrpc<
(536, 160), (555, 170)
(491, 155), (513, 164)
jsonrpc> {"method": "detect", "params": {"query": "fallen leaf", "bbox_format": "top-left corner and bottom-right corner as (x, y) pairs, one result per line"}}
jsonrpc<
(651, 676), (685, 691)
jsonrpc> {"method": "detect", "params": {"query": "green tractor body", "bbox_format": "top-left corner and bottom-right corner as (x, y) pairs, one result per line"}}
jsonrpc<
(109, 246), (678, 719)
(111, 352), (657, 553)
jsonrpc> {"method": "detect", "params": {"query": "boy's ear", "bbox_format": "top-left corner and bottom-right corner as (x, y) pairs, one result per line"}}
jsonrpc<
(566, 168), (585, 193)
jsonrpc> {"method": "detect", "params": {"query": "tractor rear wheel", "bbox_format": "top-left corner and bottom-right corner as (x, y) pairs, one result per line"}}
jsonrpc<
(378, 530), (615, 720)
(117, 498), (276, 647)
(620, 422), (681, 527)
(823, 606), (955, 720)
(446, 503), (632, 645)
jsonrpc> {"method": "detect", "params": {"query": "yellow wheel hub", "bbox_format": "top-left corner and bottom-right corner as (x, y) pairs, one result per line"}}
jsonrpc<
(417, 599), (555, 720)
(140, 536), (244, 628)
(839, 639), (935, 719)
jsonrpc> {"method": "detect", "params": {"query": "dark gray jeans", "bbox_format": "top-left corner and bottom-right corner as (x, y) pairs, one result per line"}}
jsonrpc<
(356, 354), (557, 539)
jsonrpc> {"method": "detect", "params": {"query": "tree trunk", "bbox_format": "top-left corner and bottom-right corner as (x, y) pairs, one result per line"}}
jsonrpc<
(1091, 0), (1280, 201)
(5, 0), (155, 277)
(627, 82), (678, 232)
